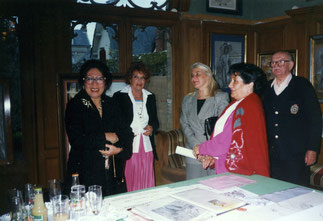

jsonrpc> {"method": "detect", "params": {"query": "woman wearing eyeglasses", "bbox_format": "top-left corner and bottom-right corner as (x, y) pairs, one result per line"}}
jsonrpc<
(64, 59), (133, 196)
(113, 61), (159, 192)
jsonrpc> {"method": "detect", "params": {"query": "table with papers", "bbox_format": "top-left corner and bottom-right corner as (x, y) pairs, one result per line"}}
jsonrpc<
(103, 173), (323, 221)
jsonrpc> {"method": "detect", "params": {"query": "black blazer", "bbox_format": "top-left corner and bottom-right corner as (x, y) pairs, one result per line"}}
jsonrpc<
(263, 75), (322, 160)
(64, 89), (133, 194)
(113, 90), (159, 160)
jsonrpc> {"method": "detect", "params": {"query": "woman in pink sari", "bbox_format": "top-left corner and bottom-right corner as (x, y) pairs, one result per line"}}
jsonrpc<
(193, 63), (270, 177)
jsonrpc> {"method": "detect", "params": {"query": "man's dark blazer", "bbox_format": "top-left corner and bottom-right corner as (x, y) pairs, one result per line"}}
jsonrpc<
(113, 89), (159, 160)
(263, 75), (322, 161)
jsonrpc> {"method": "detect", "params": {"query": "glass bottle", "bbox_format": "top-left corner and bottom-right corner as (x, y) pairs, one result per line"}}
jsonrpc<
(10, 196), (24, 221)
(24, 184), (35, 221)
(32, 187), (47, 221)
(8, 188), (27, 221)
(71, 173), (80, 187)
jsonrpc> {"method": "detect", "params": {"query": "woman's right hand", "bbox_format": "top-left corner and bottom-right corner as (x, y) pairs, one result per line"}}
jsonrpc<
(105, 132), (119, 144)
(99, 144), (122, 158)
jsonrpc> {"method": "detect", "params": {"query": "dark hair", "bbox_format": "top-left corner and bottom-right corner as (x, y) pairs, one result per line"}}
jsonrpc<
(125, 61), (151, 84)
(228, 62), (267, 96)
(78, 59), (112, 90)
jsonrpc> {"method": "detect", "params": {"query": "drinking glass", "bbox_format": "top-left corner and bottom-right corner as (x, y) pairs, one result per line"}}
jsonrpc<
(52, 195), (70, 221)
(49, 179), (62, 202)
(70, 185), (86, 220)
(87, 185), (102, 215)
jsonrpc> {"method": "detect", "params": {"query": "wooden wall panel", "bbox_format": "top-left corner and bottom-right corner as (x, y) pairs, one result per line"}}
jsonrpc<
(19, 15), (38, 184)
(35, 14), (60, 185)
(45, 155), (61, 184)
(28, 8), (71, 186)
(173, 19), (202, 129)
(256, 25), (285, 53)
(283, 21), (307, 77)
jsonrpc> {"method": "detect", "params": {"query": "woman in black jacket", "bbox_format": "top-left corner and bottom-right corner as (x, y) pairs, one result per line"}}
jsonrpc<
(64, 59), (133, 196)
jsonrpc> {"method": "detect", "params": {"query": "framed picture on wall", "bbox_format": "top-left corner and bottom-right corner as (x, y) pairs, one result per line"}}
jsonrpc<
(59, 74), (81, 163)
(210, 33), (246, 90)
(64, 79), (82, 105)
(257, 50), (298, 81)
(309, 35), (323, 102)
(0, 78), (13, 165)
(206, 0), (242, 15)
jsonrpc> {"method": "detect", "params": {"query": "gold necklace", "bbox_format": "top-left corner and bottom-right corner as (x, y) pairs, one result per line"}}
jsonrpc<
(97, 103), (102, 117)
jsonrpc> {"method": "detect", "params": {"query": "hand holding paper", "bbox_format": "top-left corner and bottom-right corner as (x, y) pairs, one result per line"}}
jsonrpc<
(175, 146), (196, 159)
(176, 146), (219, 161)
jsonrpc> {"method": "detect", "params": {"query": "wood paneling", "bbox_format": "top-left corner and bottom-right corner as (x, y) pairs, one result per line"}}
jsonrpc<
(256, 25), (285, 53)
(18, 14), (38, 184)
(284, 21), (307, 77)
(45, 155), (61, 184)
(16, 8), (71, 186)
(173, 19), (202, 129)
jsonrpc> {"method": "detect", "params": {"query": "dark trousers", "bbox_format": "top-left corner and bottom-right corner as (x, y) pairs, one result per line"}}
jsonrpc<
(270, 159), (310, 187)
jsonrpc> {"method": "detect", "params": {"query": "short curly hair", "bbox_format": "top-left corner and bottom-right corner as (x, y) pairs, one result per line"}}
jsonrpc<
(228, 62), (267, 96)
(125, 61), (151, 84)
(78, 59), (112, 90)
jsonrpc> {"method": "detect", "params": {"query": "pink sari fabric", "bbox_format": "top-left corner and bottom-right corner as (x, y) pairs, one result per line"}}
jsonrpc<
(199, 113), (234, 174)
(125, 134), (155, 192)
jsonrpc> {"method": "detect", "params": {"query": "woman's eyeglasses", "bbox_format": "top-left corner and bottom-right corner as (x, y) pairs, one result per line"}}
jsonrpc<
(83, 77), (106, 84)
(270, 60), (290, 67)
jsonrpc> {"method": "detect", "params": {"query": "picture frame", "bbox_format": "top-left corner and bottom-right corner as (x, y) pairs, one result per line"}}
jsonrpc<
(59, 74), (81, 163)
(206, 0), (242, 15)
(210, 33), (246, 89)
(309, 35), (323, 102)
(257, 49), (298, 81)
(0, 78), (13, 165)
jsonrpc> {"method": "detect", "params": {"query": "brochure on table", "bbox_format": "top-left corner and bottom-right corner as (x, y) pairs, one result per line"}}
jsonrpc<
(106, 174), (323, 221)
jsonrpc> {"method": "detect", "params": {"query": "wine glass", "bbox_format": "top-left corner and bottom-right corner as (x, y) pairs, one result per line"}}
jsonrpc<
(87, 185), (102, 215)
(49, 179), (62, 202)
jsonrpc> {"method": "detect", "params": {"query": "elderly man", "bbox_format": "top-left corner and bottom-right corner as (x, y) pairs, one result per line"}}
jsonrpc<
(263, 51), (322, 186)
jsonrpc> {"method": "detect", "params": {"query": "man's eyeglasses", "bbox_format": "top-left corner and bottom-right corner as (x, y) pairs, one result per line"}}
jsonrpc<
(270, 60), (291, 67)
(83, 76), (106, 84)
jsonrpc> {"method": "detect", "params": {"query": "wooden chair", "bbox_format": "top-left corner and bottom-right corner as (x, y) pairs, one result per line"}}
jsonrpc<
(154, 129), (186, 185)
(310, 164), (323, 190)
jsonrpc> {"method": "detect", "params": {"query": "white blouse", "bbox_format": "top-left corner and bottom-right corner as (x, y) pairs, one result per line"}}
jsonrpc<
(120, 85), (153, 153)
